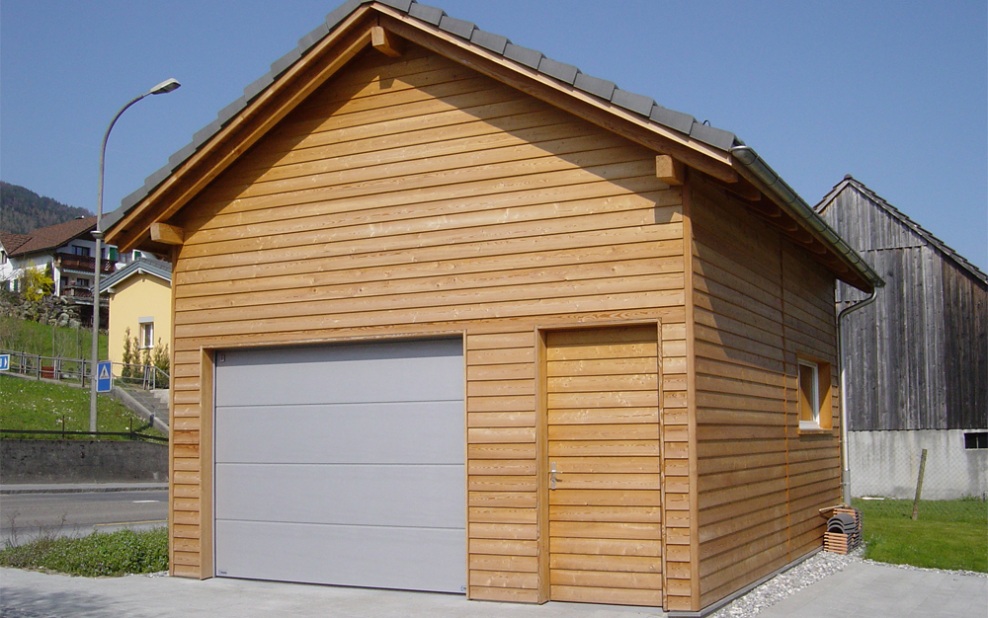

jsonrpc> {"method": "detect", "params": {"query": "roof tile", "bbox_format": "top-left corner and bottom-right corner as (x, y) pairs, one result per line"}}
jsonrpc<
(470, 29), (509, 55)
(573, 72), (616, 100)
(611, 88), (654, 116)
(503, 42), (543, 69)
(408, 2), (445, 25)
(537, 57), (579, 85)
(439, 15), (475, 39)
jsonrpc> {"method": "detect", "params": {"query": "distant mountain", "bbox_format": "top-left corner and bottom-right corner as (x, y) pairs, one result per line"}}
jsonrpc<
(0, 182), (93, 234)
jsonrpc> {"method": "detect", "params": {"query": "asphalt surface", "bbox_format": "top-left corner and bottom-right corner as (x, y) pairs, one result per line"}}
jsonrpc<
(0, 484), (168, 546)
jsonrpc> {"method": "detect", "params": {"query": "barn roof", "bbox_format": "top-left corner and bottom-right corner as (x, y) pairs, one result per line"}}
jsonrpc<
(104, 0), (882, 292)
(817, 175), (987, 286)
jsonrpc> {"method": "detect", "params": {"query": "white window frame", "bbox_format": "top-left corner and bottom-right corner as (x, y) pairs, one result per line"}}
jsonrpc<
(139, 318), (154, 350)
(798, 359), (820, 429)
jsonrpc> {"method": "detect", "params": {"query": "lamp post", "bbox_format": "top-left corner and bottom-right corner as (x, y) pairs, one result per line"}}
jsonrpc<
(90, 78), (181, 433)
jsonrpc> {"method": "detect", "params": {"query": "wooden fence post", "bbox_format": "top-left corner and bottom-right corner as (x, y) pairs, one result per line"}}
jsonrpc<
(911, 448), (928, 521)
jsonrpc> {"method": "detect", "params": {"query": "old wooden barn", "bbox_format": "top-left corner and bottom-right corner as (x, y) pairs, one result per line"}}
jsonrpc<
(816, 176), (987, 500)
(104, 1), (882, 614)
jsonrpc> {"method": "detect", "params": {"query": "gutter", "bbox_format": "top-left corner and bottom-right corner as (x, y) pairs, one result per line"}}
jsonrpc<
(729, 145), (885, 293)
(835, 289), (879, 505)
(729, 145), (886, 506)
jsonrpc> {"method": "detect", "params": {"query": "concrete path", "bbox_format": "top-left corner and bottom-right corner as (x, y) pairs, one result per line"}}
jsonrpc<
(757, 560), (987, 618)
(1, 559), (985, 618)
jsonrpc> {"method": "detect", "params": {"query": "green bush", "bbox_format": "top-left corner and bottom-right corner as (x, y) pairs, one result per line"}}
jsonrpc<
(0, 527), (168, 576)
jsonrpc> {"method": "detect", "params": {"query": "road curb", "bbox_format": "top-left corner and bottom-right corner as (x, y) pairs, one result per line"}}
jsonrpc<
(0, 483), (168, 495)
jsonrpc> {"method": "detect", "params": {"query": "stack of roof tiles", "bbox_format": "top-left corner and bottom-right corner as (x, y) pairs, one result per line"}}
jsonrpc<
(824, 507), (862, 554)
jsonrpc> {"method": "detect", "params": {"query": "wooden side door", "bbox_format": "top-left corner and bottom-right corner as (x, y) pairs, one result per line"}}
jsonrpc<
(545, 325), (662, 606)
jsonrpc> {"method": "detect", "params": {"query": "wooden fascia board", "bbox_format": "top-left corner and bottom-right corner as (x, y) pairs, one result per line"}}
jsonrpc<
(107, 6), (379, 253)
(731, 164), (872, 291)
(375, 10), (738, 186)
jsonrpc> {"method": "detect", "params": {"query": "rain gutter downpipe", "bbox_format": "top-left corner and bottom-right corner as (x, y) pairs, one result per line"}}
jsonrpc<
(728, 145), (885, 506)
(836, 289), (879, 504)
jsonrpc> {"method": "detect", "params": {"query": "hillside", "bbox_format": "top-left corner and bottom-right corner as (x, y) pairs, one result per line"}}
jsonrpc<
(0, 182), (92, 234)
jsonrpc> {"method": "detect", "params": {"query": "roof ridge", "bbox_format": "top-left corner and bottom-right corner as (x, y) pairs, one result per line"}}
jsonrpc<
(823, 176), (986, 285)
(108, 0), (739, 221)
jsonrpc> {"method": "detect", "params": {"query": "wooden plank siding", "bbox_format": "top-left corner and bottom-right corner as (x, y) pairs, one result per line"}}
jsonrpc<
(690, 179), (841, 609)
(822, 184), (988, 431)
(161, 43), (690, 605)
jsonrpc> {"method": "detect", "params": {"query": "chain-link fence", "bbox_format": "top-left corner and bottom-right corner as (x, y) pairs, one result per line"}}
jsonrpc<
(848, 429), (988, 515)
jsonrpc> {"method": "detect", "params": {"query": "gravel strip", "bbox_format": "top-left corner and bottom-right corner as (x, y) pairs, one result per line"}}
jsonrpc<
(709, 548), (860, 618)
(708, 546), (987, 618)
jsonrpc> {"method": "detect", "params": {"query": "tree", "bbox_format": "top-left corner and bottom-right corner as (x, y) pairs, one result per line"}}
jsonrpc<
(22, 267), (53, 302)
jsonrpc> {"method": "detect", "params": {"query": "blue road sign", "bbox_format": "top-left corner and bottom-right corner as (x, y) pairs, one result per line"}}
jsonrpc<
(0, 354), (9, 371)
(97, 360), (113, 393)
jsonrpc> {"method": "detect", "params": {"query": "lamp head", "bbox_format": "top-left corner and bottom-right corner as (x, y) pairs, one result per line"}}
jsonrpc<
(149, 78), (181, 95)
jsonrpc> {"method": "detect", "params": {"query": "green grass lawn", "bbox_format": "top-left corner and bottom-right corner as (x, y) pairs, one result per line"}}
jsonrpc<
(0, 315), (107, 359)
(853, 498), (988, 572)
(0, 374), (164, 439)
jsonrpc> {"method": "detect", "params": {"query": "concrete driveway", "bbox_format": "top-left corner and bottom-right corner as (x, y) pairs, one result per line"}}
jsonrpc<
(1, 558), (985, 617)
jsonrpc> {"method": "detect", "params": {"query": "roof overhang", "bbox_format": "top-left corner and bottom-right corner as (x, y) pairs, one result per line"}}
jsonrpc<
(105, 0), (880, 293)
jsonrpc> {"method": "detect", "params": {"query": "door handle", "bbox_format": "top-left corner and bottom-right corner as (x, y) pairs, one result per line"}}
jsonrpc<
(550, 462), (557, 490)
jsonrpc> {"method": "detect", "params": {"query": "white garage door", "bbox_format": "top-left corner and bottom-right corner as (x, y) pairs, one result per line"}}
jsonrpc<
(213, 338), (465, 593)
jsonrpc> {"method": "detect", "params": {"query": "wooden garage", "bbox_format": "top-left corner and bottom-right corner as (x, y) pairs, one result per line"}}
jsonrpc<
(103, 1), (882, 614)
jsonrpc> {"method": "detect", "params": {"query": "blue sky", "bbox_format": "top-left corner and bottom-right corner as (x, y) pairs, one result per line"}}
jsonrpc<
(1, 0), (985, 270)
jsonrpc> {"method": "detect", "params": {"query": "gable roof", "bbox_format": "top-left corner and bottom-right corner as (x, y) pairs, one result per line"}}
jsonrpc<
(99, 256), (172, 294)
(0, 232), (32, 255)
(816, 175), (987, 286)
(104, 0), (882, 293)
(2, 217), (96, 257)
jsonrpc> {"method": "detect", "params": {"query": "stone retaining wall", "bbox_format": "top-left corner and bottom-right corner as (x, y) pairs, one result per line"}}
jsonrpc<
(0, 440), (167, 484)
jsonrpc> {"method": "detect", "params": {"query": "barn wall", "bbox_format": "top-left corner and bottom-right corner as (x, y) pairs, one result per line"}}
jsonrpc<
(164, 44), (691, 606)
(690, 179), (841, 609)
(822, 185), (988, 431)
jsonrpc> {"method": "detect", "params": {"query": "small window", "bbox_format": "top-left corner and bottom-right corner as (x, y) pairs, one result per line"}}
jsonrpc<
(73, 246), (91, 257)
(798, 358), (832, 430)
(140, 322), (154, 349)
(965, 432), (988, 449)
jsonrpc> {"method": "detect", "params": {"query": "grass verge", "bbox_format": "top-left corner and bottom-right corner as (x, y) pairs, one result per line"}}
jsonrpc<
(853, 497), (987, 572)
(0, 527), (168, 576)
(0, 374), (165, 439)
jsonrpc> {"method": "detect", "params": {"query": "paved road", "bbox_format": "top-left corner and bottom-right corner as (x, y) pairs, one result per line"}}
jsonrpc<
(0, 490), (167, 544)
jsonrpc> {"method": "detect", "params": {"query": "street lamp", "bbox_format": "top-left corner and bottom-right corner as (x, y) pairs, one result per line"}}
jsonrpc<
(90, 78), (181, 433)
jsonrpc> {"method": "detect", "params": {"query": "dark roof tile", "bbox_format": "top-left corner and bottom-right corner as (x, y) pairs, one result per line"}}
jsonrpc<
(649, 104), (694, 134)
(611, 88), (654, 116)
(689, 121), (738, 150)
(537, 57), (579, 84)
(470, 29), (509, 55)
(439, 15), (475, 39)
(503, 42), (543, 69)
(408, 2), (445, 25)
(573, 72), (616, 100)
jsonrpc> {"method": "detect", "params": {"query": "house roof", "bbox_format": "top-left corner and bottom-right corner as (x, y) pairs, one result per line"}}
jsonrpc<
(99, 256), (172, 293)
(0, 232), (32, 254)
(816, 175), (987, 286)
(2, 217), (96, 257)
(104, 0), (882, 293)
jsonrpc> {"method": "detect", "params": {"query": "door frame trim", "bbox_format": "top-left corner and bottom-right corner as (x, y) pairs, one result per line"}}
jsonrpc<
(534, 319), (664, 606)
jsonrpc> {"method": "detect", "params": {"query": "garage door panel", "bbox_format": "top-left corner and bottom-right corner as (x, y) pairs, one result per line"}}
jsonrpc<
(215, 339), (463, 407)
(214, 337), (466, 594)
(215, 463), (465, 529)
(215, 520), (465, 593)
(215, 401), (464, 464)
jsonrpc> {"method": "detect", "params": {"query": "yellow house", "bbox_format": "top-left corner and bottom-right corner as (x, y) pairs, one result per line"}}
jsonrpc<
(99, 257), (172, 369)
